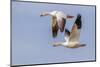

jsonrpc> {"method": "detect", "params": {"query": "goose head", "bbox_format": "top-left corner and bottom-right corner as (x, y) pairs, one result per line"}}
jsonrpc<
(40, 12), (50, 17)
(40, 11), (58, 17)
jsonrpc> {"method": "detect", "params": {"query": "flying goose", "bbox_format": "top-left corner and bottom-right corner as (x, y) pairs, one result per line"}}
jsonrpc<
(53, 14), (86, 48)
(40, 11), (74, 38)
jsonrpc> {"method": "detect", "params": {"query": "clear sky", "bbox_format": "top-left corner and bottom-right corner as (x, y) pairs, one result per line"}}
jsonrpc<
(12, 1), (96, 65)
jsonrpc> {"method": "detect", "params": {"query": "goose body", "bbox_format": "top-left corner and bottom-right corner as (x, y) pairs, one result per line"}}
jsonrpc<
(53, 14), (86, 48)
(40, 11), (74, 38)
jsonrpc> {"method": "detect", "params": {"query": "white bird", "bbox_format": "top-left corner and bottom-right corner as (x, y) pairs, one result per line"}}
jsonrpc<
(40, 11), (74, 38)
(53, 14), (86, 48)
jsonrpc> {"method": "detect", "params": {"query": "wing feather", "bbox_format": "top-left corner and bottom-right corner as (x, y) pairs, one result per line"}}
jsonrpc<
(64, 29), (70, 41)
(56, 11), (66, 32)
(69, 24), (80, 42)
(75, 14), (82, 29)
(69, 14), (82, 42)
(52, 16), (59, 38)
(57, 17), (66, 32)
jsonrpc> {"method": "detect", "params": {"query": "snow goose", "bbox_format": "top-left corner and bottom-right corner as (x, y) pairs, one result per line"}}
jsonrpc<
(53, 14), (86, 48)
(40, 11), (74, 38)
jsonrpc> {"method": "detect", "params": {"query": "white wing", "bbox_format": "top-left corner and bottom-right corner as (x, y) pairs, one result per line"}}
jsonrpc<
(66, 23), (80, 48)
(69, 14), (82, 42)
(56, 11), (66, 32)
(56, 11), (66, 19)
(69, 24), (80, 43)
(50, 11), (58, 16)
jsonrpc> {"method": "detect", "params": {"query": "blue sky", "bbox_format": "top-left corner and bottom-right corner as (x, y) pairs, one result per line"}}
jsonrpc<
(12, 1), (96, 65)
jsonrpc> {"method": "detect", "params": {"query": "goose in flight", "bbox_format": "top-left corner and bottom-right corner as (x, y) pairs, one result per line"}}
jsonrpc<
(53, 14), (86, 48)
(40, 11), (74, 38)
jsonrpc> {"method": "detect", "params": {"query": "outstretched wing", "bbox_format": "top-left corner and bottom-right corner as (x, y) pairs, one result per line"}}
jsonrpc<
(69, 14), (82, 43)
(56, 11), (66, 32)
(69, 24), (80, 42)
(52, 16), (59, 38)
(57, 17), (66, 32)
(75, 14), (82, 29)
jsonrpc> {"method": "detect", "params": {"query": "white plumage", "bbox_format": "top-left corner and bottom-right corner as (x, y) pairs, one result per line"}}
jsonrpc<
(53, 14), (86, 48)
(40, 11), (74, 38)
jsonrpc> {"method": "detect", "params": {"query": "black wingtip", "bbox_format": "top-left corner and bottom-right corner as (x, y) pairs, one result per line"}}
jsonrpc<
(75, 14), (82, 29)
(65, 29), (70, 36)
(52, 33), (57, 38)
(77, 14), (81, 19)
(52, 27), (58, 38)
